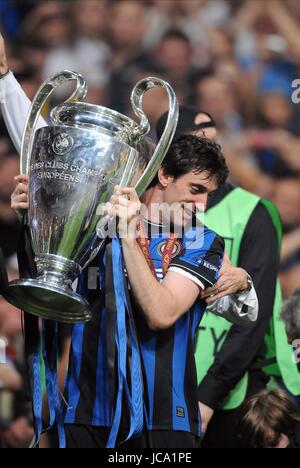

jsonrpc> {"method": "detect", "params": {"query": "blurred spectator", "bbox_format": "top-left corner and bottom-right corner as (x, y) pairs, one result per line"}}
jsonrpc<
(108, 0), (153, 113)
(233, 0), (300, 64)
(180, 0), (232, 30)
(142, 0), (178, 49)
(71, 0), (109, 40)
(0, 284), (34, 449)
(0, 145), (20, 260)
(109, 0), (147, 70)
(18, 39), (52, 83)
(281, 289), (300, 346)
(233, 0), (300, 122)
(155, 30), (194, 94)
(239, 389), (300, 448)
(20, 1), (71, 49)
(0, 0), (20, 38)
(42, 0), (111, 104)
(194, 71), (243, 134)
(252, 91), (300, 178)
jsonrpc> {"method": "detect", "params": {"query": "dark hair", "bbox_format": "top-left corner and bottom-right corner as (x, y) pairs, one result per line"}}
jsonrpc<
(239, 389), (300, 448)
(148, 134), (228, 188)
(161, 29), (191, 47)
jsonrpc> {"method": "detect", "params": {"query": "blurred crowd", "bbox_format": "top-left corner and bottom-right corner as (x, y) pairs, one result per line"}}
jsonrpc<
(0, 0), (300, 448)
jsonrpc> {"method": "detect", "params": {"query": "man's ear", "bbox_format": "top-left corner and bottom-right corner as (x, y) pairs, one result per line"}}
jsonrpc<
(157, 166), (174, 188)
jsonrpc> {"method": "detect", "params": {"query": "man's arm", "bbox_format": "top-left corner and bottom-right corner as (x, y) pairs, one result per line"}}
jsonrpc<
(114, 188), (224, 331)
(0, 34), (46, 155)
(122, 238), (202, 330)
(198, 203), (280, 409)
(118, 188), (202, 330)
(266, 0), (300, 62)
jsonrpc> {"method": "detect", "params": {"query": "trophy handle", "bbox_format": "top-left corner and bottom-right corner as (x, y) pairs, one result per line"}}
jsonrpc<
(131, 77), (179, 197)
(20, 70), (87, 175)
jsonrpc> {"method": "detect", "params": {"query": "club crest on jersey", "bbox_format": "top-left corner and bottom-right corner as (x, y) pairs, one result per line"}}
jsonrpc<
(156, 240), (182, 258)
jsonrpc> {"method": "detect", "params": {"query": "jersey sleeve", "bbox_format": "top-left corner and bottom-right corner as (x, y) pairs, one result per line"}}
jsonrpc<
(168, 228), (225, 290)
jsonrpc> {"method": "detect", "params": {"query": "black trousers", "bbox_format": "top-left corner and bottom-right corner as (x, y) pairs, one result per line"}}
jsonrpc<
(64, 425), (200, 449)
(201, 407), (243, 449)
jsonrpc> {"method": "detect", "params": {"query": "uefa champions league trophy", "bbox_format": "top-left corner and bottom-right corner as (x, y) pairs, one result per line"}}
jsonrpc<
(0, 71), (178, 323)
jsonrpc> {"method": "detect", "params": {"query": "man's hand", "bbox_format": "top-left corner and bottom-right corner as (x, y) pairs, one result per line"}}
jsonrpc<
(11, 175), (29, 215)
(0, 33), (8, 75)
(199, 402), (214, 435)
(201, 254), (249, 304)
(109, 186), (142, 239)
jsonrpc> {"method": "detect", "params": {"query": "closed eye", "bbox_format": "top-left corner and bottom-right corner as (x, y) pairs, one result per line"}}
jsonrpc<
(190, 184), (207, 195)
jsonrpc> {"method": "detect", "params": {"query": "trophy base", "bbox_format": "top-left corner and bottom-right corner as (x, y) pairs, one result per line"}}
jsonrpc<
(8, 279), (92, 324)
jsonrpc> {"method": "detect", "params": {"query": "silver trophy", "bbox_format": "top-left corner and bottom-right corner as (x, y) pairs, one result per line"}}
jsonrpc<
(2, 71), (178, 323)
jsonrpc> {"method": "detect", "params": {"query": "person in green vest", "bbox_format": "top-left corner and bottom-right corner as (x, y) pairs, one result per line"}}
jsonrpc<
(157, 106), (300, 448)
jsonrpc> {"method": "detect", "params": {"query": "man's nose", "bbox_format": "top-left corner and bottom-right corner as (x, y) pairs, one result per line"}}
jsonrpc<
(193, 193), (208, 212)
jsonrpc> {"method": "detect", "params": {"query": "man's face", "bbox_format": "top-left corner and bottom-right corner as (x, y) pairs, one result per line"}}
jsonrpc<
(196, 77), (235, 126)
(110, 1), (145, 48)
(159, 38), (191, 79)
(160, 170), (218, 227)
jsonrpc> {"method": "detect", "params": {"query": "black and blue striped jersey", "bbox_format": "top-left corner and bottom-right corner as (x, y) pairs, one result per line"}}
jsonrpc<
(64, 222), (224, 437)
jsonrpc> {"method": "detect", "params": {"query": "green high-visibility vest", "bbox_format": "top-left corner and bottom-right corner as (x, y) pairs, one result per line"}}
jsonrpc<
(195, 187), (300, 410)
